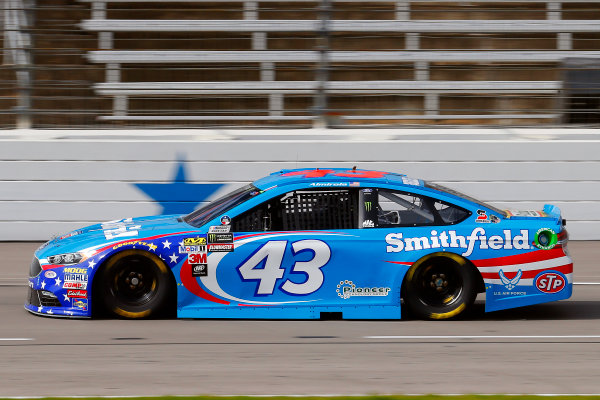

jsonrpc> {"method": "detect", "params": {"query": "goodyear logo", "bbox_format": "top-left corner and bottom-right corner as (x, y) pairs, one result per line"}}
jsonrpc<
(113, 240), (157, 251)
(184, 237), (207, 246)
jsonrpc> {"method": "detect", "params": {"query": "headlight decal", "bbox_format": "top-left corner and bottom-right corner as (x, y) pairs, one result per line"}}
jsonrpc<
(47, 252), (85, 265)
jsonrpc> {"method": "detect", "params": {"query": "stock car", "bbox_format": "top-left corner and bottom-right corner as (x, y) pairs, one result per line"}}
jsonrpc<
(26, 168), (573, 320)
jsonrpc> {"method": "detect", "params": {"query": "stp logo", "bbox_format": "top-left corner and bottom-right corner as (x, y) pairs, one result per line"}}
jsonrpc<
(535, 272), (566, 293)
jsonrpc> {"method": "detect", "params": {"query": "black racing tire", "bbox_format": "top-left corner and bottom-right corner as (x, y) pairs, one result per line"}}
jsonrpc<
(403, 252), (477, 320)
(98, 250), (173, 319)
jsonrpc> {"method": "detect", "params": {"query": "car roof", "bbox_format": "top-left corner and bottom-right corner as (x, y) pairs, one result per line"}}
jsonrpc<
(252, 168), (423, 189)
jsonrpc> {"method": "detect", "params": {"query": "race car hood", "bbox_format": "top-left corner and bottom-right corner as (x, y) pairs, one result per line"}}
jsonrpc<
(36, 215), (187, 257)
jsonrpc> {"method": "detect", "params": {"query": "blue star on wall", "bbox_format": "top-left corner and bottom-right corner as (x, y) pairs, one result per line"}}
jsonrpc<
(134, 160), (224, 215)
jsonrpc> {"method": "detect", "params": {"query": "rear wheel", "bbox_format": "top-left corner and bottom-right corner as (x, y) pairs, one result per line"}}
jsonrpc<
(403, 253), (476, 320)
(99, 250), (173, 319)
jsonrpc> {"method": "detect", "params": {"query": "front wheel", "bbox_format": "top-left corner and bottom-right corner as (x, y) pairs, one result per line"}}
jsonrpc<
(403, 253), (476, 320)
(98, 250), (173, 318)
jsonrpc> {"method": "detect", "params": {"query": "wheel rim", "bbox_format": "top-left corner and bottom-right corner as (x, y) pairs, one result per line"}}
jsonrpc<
(412, 258), (463, 308)
(108, 256), (159, 307)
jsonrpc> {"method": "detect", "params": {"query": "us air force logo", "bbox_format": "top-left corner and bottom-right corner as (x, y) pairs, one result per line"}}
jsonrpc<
(499, 269), (522, 290)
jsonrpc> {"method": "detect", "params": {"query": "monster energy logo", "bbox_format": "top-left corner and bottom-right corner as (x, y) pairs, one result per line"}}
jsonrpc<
(207, 232), (234, 244)
(364, 202), (372, 211)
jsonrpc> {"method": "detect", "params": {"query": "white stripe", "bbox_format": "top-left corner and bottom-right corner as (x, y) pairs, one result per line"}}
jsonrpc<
(486, 272), (573, 286)
(364, 335), (600, 339)
(0, 338), (33, 341)
(574, 282), (600, 285)
(477, 255), (571, 273)
(4, 395), (600, 399)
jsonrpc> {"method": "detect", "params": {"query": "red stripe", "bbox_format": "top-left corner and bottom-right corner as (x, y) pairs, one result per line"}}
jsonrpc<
(384, 261), (413, 266)
(480, 263), (573, 280)
(95, 231), (198, 253)
(41, 264), (64, 270)
(234, 231), (347, 241)
(472, 247), (565, 268)
(179, 260), (230, 305)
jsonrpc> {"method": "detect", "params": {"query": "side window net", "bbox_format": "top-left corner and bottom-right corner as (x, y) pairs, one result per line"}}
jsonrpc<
(282, 190), (356, 231)
(232, 189), (358, 232)
(233, 207), (266, 232)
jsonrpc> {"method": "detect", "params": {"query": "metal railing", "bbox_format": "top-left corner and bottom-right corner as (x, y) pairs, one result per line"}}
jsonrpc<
(3, 0), (33, 128)
(1, 0), (600, 129)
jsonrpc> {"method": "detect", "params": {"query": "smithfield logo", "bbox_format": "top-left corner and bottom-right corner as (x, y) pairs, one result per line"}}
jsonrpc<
(336, 280), (391, 299)
(535, 271), (566, 293)
(385, 228), (531, 257)
(499, 269), (522, 290)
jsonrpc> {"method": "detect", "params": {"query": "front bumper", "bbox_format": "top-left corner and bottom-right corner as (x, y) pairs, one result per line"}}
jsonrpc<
(25, 275), (91, 318)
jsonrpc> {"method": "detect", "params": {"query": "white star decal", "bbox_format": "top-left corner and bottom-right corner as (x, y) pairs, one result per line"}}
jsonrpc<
(148, 243), (157, 251)
(179, 240), (185, 248)
(162, 239), (171, 249)
(54, 277), (61, 286)
(40, 280), (46, 289)
(37, 306), (43, 312)
(88, 259), (96, 269)
(47, 309), (53, 315)
(63, 294), (70, 302)
(169, 253), (179, 264)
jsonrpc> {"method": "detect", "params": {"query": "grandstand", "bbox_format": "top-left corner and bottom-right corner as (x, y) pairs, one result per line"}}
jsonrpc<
(2, 0), (600, 127)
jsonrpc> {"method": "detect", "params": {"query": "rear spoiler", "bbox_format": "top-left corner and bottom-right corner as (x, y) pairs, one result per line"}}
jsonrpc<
(543, 204), (567, 226)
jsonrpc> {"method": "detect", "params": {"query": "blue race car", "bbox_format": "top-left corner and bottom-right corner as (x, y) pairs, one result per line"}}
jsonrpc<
(26, 168), (572, 320)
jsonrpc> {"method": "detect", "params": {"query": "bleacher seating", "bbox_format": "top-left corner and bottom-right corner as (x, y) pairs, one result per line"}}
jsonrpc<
(77, 0), (600, 125)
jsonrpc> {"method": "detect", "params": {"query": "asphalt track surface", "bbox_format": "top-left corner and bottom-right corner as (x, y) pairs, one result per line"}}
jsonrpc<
(1, 242), (599, 397)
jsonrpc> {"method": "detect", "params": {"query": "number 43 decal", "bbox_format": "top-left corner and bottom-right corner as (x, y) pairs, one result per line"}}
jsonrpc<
(237, 240), (331, 296)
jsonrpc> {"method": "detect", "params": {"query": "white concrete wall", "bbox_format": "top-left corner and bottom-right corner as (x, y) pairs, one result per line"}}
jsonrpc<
(1, 128), (599, 240)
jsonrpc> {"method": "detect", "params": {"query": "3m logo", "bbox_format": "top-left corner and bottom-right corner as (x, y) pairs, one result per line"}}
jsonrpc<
(189, 253), (207, 264)
(535, 272), (566, 294)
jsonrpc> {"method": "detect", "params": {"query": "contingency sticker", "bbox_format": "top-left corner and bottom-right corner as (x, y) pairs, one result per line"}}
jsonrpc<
(207, 233), (234, 252)
(209, 225), (230, 233)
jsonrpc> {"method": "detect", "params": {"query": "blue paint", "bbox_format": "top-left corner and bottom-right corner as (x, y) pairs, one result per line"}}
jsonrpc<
(26, 168), (573, 320)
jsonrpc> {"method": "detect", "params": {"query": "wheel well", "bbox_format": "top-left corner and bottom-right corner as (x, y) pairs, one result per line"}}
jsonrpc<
(91, 249), (177, 318)
(467, 259), (486, 294)
(400, 252), (485, 299)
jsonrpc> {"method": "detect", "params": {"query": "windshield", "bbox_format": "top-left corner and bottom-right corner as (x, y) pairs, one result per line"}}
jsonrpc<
(183, 184), (258, 228)
(425, 182), (506, 216)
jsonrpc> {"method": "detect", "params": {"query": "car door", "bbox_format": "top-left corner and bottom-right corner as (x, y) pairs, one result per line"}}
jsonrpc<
(201, 187), (401, 316)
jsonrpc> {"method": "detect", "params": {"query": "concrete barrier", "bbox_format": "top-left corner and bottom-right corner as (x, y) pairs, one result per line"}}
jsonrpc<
(1, 128), (599, 240)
